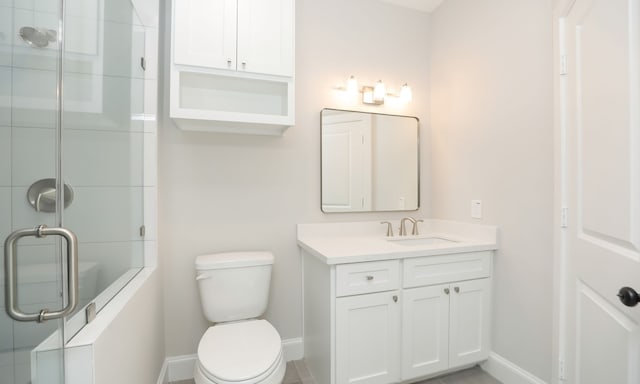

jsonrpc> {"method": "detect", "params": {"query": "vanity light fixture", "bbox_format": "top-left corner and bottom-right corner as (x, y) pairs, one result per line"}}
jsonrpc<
(336, 75), (412, 105)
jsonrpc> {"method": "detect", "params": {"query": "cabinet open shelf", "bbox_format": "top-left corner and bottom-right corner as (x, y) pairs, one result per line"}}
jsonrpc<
(170, 67), (294, 135)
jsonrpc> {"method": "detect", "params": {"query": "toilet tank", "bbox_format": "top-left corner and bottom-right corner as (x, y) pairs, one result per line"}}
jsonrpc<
(195, 251), (273, 323)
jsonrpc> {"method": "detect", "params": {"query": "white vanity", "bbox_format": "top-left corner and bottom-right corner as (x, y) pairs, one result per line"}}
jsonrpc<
(298, 220), (498, 384)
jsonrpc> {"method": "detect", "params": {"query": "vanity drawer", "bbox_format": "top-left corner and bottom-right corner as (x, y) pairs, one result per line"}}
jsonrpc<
(403, 251), (492, 288)
(336, 260), (400, 297)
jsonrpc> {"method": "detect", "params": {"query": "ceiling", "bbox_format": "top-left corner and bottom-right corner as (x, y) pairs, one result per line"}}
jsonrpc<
(378, 0), (445, 13)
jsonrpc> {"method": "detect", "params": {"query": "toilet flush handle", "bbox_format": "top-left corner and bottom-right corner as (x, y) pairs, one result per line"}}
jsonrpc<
(196, 272), (212, 281)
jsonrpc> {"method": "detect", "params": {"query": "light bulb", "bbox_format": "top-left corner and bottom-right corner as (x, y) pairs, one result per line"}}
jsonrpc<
(400, 83), (412, 102)
(373, 80), (386, 102)
(346, 75), (358, 95)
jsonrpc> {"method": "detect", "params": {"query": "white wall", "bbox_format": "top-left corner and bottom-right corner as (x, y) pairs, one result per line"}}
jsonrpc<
(159, 0), (431, 357)
(430, 0), (554, 381)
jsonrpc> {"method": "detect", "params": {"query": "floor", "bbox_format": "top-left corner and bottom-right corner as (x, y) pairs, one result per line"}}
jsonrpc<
(170, 360), (502, 384)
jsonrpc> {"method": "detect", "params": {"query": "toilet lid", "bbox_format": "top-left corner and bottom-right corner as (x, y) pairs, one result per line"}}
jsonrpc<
(198, 320), (282, 382)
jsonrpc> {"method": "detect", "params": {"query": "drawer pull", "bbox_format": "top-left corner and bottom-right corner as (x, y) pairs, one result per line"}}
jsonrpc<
(454, 286), (460, 293)
(366, 275), (374, 281)
(393, 295), (398, 302)
(444, 288), (450, 295)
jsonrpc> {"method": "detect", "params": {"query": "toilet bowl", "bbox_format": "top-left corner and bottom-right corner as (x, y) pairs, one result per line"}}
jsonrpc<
(194, 252), (285, 384)
(194, 320), (285, 384)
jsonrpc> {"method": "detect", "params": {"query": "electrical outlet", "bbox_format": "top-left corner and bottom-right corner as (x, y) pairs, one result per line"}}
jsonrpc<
(471, 200), (482, 219)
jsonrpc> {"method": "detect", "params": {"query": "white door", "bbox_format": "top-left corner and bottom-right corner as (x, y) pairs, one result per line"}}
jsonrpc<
(401, 284), (449, 380)
(237, 0), (294, 76)
(562, 0), (640, 383)
(321, 113), (372, 212)
(448, 279), (491, 368)
(335, 291), (401, 384)
(173, 0), (237, 69)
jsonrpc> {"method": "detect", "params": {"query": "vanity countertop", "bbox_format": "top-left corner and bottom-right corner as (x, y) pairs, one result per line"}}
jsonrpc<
(297, 219), (498, 265)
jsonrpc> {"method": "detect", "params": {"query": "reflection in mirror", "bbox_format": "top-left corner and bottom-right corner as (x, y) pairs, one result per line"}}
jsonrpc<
(321, 109), (419, 213)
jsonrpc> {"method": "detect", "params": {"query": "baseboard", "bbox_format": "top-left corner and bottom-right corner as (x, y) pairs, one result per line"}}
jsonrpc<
(283, 337), (304, 361)
(155, 357), (170, 384)
(157, 338), (304, 383)
(481, 352), (548, 384)
(162, 354), (197, 383)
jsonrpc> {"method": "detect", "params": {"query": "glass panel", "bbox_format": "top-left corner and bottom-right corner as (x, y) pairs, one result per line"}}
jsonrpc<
(62, 0), (145, 339)
(2, 0), (65, 383)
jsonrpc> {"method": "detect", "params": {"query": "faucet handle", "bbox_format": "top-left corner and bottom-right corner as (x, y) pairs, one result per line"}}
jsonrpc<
(412, 219), (424, 235)
(399, 217), (417, 236)
(380, 221), (394, 237)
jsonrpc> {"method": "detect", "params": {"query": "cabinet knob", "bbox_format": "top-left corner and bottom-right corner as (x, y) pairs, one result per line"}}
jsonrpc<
(366, 275), (374, 281)
(241, 61), (246, 68)
(454, 286), (460, 293)
(227, 58), (232, 66)
(444, 288), (450, 295)
(392, 295), (398, 302)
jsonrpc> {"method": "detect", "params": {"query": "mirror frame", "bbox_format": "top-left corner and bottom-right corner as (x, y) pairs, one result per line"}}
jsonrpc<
(320, 108), (420, 213)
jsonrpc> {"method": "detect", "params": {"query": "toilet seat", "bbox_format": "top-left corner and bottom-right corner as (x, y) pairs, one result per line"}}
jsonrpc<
(196, 319), (284, 384)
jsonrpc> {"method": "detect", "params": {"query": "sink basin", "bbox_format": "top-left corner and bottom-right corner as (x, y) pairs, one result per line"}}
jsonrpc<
(387, 236), (458, 247)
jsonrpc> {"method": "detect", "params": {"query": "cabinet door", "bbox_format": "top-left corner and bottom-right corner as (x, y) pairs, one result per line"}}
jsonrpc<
(448, 278), (491, 368)
(401, 285), (450, 380)
(336, 291), (401, 384)
(173, 0), (237, 69)
(237, 0), (294, 76)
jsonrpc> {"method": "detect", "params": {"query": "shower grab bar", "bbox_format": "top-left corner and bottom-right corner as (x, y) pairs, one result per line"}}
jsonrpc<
(4, 225), (79, 322)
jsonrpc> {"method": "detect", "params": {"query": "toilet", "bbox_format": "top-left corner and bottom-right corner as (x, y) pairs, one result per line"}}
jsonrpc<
(194, 251), (285, 384)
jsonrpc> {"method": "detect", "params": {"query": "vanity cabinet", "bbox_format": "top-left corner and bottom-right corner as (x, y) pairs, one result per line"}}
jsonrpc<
(170, 0), (295, 134)
(302, 251), (492, 384)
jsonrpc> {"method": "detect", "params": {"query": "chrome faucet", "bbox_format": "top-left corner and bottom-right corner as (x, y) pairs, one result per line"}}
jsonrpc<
(399, 217), (416, 236)
(380, 221), (394, 237)
(412, 219), (424, 235)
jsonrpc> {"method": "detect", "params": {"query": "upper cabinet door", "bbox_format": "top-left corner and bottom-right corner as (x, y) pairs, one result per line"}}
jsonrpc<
(237, 0), (294, 77)
(173, 0), (237, 69)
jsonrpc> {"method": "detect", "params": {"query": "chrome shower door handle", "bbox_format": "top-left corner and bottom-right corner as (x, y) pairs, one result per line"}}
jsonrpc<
(4, 225), (79, 322)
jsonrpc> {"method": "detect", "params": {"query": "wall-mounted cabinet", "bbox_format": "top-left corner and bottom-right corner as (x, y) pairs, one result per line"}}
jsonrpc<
(170, 0), (294, 135)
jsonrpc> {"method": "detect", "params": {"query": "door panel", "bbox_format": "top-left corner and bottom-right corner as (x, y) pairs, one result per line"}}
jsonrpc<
(335, 291), (400, 384)
(449, 279), (490, 368)
(563, 0), (640, 382)
(401, 285), (449, 380)
(576, 282), (639, 384)
(321, 112), (372, 212)
(173, 0), (237, 69)
(237, 0), (294, 76)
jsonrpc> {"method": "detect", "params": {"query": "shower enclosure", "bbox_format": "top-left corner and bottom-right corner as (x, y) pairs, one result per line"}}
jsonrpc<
(1, 0), (147, 382)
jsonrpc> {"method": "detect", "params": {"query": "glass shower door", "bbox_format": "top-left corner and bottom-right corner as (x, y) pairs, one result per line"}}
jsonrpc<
(1, 0), (146, 382)
(2, 0), (68, 383)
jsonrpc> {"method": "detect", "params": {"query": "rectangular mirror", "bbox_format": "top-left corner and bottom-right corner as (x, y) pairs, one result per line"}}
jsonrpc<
(321, 108), (419, 212)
